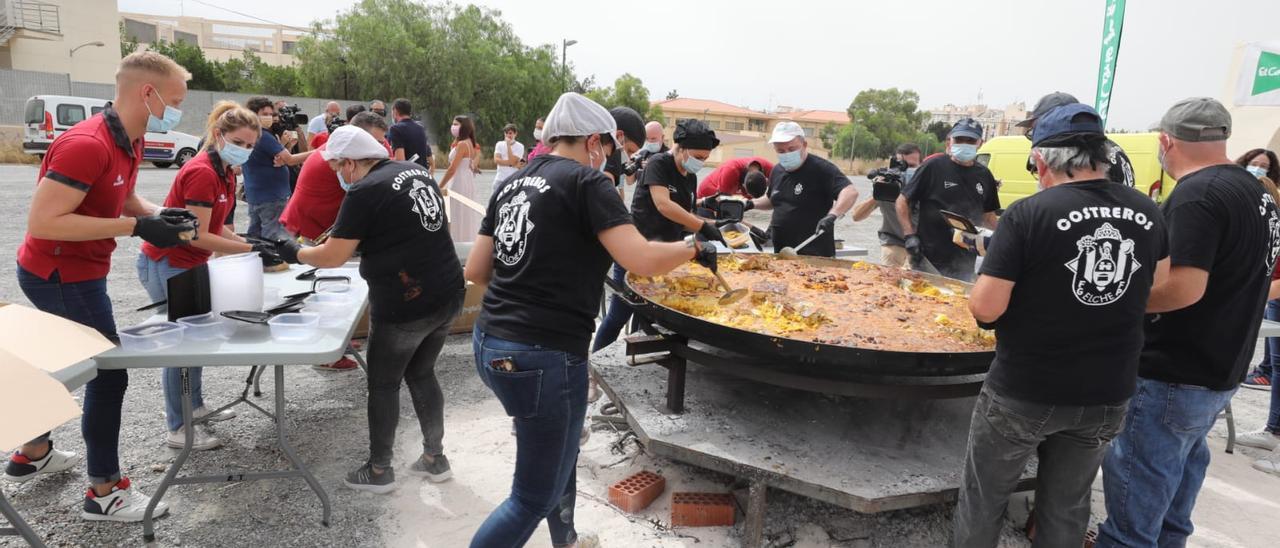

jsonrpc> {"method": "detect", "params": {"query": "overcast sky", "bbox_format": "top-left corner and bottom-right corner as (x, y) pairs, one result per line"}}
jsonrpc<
(119, 0), (1280, 131)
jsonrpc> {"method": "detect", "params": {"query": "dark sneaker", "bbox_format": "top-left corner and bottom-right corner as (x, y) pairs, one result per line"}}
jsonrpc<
(408, 454), (452, 483)
(4, 441), (77, 483)
(1243, 372), (1273, 391)
(344, 463), (396, 494)
(81, 477), (170, 522)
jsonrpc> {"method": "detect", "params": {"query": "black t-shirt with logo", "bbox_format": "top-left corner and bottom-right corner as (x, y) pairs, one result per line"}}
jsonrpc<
(1140, 165), (1280, 389)
(902, 155), (1001, 270)
(981, 179), (1168, 405)
(631, 152), (696, 242)
(1105, 140), (1135, 188)
(477, 154), (634, 356)
(330, 160), (463, 323)
(766, 154), (852, 257)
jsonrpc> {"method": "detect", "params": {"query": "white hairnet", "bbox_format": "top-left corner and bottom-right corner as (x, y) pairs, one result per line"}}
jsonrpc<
(542, 92), (620, 147)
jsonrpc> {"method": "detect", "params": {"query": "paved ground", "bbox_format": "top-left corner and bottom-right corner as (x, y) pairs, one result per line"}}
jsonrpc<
(0, 163), (1278, 547)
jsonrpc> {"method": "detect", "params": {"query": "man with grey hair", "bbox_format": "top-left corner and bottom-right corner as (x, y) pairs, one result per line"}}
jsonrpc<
(308, 101), (343, 137)
(1096, 98), (1280, 547)
(955, 104), (1170, 548)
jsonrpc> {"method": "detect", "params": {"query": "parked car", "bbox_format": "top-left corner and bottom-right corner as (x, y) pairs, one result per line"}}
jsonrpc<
(977, 133), (1177, 206)
(23, 95), (201, 168)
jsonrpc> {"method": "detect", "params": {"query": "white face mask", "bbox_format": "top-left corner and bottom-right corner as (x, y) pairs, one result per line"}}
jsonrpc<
(533, 128), (544, 141)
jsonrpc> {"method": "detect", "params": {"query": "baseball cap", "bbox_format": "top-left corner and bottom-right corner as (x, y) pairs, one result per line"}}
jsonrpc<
(949, 118), (984, 140)
(320, 125), (390, 161)
(609, 107), (646, 146)
(769, 121), (805, 143)
(1030, 104), (1105, 147)
(1159, 97), (1231, 142)
(674, 118), (720, 150)
(543, 92), (621, 148)
(1016, 91), (1080, 128)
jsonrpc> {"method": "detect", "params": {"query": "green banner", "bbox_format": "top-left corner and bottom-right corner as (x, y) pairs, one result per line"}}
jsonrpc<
(1094, 0), (1127, 125)
(1254, 50), (1280, 96)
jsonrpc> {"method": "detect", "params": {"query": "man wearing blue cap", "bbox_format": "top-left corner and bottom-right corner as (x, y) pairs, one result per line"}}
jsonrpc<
(954, 104), (1170, 548)
(895, 118), (1000, 281)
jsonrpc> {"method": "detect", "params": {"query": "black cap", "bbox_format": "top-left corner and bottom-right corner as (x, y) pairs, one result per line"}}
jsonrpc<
(949, 118), (984, 140)
(674, 118), (720, 150)
(1016, 91), (1080, 128)
(609, 107), (646, 147)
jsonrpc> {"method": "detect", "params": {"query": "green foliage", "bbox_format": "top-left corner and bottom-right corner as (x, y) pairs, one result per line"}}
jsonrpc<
(819, 122), (839, 150)
(118, 31), (304, 96)
(293, 0), (566, 150)
(145, 40), (226, 91)
(830, 124), (881, 160)
(925, 121), (950, 142)
(846, 88), (928, 159)
(648, 104), (667, 125)
(584, 73), (654, 119)
(666, 89), (679, 100)
(120, 22), (138, 57)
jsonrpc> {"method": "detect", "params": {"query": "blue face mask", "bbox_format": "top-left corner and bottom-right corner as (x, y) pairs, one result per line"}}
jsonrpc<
(218, 138), (252, 167)
(950, 143), (978, 163)
(336, 162), (353, 191)
(778, 149), (803, 171)
(145, 88), (183, 133)
(1247, 165), (1268, 179)
(682, 153), (705, 174)
(642, 141), (661, 154)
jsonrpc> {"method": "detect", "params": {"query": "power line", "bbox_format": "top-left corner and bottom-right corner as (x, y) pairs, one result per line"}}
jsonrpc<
(186, 0), (293, 28)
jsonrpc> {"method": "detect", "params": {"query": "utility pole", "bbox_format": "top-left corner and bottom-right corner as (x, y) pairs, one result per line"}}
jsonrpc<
(561, 39), (578, 92)
(849, 118), (857, 171)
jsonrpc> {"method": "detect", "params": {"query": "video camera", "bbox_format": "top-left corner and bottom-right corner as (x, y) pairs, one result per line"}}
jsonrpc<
(866, 166), (906, 202)
(276, 104), (308, 133)
(622, 149), (655, 177)
(327, 116), (346, 134)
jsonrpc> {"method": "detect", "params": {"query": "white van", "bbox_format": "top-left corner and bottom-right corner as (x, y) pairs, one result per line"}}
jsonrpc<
(23, 95), (202, 169)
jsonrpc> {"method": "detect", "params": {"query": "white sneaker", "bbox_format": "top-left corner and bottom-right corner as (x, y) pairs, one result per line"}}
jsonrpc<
(81, 477), (170, 522)
(166, 426), (222, 450)
(1236, 430), (1280, 452)
(4, 441), (77, 483)
(1252, 458), (1280, 477)
(193, 405), (237, 422)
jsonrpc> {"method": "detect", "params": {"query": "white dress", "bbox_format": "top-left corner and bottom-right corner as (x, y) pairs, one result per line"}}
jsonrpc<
(447, 146), (480, 243)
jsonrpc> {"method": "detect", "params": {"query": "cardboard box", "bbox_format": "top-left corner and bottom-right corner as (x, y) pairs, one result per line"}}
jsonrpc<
(450, 281), (485, 335)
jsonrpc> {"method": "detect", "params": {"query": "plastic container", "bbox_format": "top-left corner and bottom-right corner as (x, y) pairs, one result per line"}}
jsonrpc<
(119, 322), (185, 352)
(176, 312), (234, 341)
(267, 312), (320, 342)
(316, 283), (353, 295)
(208, 252), (265, 313)
(262, 287), (282, 309)
(304, 293), (354, 328)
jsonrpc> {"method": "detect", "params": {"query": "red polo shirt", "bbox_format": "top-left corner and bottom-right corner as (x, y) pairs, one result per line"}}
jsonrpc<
(281, 144), (343, 241)
(141, 149), (236, 268)
(696, 156), (774, 199)
(18, 107), (143, 283)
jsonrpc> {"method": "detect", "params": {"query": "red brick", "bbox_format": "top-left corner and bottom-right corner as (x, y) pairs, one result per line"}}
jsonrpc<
(670, 492), (736, 527)
(608, 471), (666, 513)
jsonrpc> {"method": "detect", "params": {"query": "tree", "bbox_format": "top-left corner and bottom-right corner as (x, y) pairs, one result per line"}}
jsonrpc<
(846, 88), (929, 159)
(819, 122), (839, 151)
(294, 0), (565, 148)
(145, 40), (225, 91)
(831, 124), (881, 161)
(119, 22), (138, 57)
(585, 73), (653, 119)
(648, 104), (667, 125)
(666, 89), (679, 100)
(925, 121), (950, 143)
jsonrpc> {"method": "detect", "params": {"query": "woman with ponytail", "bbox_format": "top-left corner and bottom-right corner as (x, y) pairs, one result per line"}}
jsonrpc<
(136, 100), (276, 450)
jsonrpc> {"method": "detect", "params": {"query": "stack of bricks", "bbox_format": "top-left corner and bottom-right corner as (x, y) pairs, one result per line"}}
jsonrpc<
(607, 471), (666, 514)
(670, 492), (736, 527)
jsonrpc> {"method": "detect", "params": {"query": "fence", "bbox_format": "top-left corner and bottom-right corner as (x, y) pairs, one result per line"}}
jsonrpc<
(0, 67), (368, 137)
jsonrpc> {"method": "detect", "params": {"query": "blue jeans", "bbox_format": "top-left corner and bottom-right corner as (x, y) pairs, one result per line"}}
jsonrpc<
(17, 265), (126, 485)
(136, 254), (205, 432)
(470, 328), (587, 548)
(591, 264), (631, 353)
(247, 198), (289, 242)
(1096, 378), (1237, 548)
(1256, 300), (1279, 378)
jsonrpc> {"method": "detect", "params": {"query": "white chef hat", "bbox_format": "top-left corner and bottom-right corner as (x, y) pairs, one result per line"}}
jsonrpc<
(320, 125), (389, 161)
(541, 92), (620, 147)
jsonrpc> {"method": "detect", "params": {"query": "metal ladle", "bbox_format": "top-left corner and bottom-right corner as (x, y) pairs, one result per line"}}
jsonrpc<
(707, 268), (749, 306)
(778, 228), (825, 259)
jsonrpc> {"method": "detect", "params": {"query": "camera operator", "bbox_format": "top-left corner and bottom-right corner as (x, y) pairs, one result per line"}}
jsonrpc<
(604, 106), (646, 199)
(312, 104), (365, 149)
(243, 96), (314, 241)
(272, 103), (311, 192)
(852, 143), (922, 268)
(307, 101), (342, 147)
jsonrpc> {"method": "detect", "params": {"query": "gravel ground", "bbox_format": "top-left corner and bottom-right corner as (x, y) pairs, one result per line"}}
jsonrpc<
(1, 163), (1277, 548)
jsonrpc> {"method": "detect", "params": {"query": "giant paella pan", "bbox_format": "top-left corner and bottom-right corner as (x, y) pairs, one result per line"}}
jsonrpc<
(620, 254), (996, 380)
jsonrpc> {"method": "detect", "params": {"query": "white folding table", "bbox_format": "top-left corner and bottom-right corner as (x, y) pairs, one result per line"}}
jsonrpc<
(93, 264), (368, 544)
(0, 360), (98, 548)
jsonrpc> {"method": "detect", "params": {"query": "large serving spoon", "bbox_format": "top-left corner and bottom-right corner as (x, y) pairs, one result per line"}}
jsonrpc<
(778, 228), (825, 259)
(709, 269), (749, 306)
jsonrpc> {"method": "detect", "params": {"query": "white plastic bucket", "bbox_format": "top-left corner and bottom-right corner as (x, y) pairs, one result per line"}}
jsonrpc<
(207, 252), (264, 313)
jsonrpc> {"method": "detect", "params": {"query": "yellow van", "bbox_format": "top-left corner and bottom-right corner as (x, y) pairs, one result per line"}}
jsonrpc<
(976, 133), (1177, 207)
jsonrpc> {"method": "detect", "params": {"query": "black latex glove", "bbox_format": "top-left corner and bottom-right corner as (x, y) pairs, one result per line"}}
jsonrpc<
(904, 234), (923, 261)
(817, 213), (837, 234)
(698, 193), (722, 210)
(693, 238), (718, 273)
(157, 207), (198, 223)
(250, 241), (281, 262)
(697, 221), (728, 247)
(133, 215), (195, 248)
(274, 239), (302, 264)
(742, 199), (754, 211)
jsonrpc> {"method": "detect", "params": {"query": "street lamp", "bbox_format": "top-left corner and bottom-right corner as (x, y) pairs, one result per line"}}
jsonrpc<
(69, 41), (105, 57)
(849, 117), (858, 171)
(561, 39), (577, 92)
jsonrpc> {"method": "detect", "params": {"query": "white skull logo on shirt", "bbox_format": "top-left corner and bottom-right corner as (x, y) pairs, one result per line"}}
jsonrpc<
(793, 183), (804, 196)
(409, 180), (444, 232)
(1065, 222), (1140, 306)
(495, 191), (536, 266)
